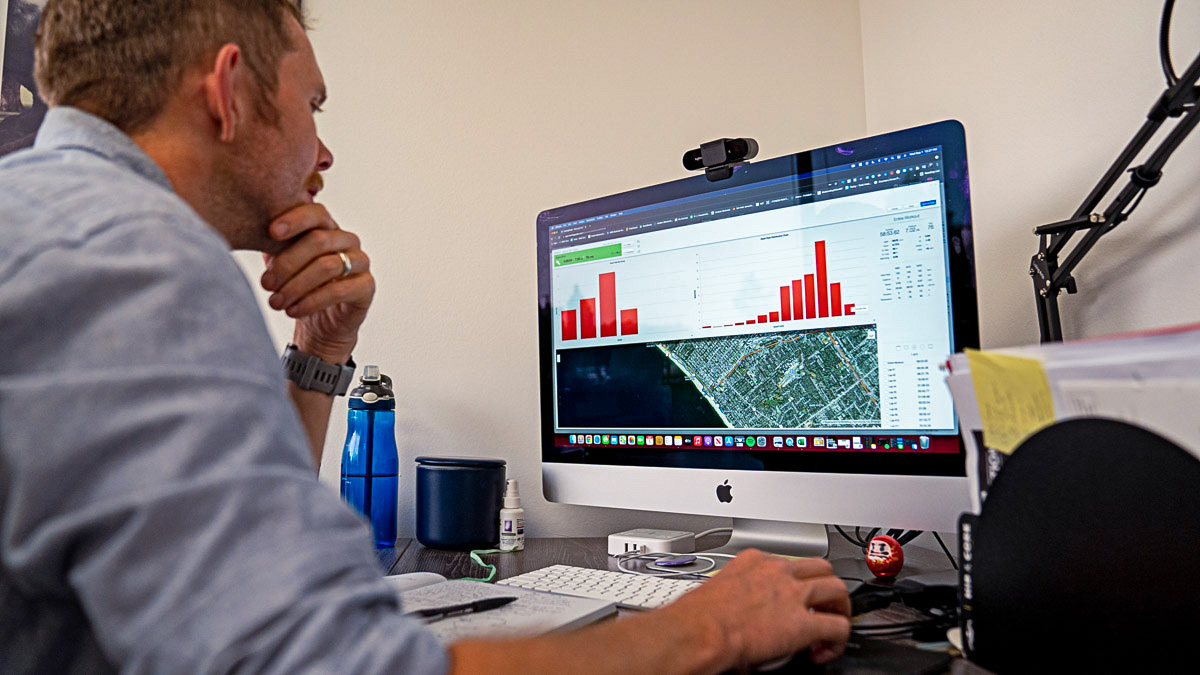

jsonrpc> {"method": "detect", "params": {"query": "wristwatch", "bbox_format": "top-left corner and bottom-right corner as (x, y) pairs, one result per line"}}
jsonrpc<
(280, 343), (357, 396)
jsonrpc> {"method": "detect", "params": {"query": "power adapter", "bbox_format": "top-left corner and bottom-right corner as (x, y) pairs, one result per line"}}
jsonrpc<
(607, 528), (696, 556)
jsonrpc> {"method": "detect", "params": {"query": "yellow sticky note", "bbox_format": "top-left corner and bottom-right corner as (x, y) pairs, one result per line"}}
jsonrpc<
(965, 350), (1056, 455)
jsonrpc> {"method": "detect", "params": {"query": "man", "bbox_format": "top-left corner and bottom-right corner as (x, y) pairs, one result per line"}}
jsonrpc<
(0, 1), (851, 673)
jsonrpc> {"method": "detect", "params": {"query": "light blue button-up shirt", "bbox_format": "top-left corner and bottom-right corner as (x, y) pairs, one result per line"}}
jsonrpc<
(0, 107), (447, 674)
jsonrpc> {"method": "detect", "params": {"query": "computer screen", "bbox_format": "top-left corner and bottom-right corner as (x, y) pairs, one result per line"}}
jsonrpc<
(537, 121), (978, 550)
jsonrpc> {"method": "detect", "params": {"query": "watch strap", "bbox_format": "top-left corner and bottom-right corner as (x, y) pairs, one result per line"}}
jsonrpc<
(281, 344), (356, 396)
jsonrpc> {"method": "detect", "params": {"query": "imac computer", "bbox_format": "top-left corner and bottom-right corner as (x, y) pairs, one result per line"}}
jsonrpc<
(536, 121), (979, 557)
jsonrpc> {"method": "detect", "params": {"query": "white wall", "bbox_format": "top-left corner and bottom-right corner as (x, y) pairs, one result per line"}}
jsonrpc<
(237, 1), (868, 538)
(239, 1), (1200, 540)
(0, 0), (9, 85)
(860, 0), (1200, 347)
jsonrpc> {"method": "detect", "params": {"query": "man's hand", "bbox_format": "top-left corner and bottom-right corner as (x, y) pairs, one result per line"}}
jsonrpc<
(448, 549), (851, 675)
(259, 203), (375, 362)
(260, 203), (375, 467)
(669, 549), (852, 668)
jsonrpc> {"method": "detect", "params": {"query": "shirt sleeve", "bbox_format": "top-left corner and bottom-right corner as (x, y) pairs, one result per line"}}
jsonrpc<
(0, 213), (448, 674)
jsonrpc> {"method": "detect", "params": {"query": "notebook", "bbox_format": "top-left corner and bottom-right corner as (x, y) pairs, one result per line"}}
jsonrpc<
(385, 576), (616, 643)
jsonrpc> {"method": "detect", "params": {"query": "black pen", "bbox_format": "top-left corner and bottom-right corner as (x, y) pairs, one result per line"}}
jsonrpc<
(405, 596), (518, 623)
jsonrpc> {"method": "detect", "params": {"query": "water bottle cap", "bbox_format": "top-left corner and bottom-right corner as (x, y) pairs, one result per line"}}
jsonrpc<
(349, 367), (395, 409)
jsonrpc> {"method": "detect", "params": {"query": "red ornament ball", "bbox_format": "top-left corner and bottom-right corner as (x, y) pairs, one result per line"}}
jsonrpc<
(865, 534), (904, 577)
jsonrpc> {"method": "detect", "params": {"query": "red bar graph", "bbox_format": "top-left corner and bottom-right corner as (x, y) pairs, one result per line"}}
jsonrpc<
(561, 272), (639, 342)
(580, 298), (597, 339)
(718, 240), (858, 330)
(815, 241), (829, 318)
(804, 275), (816, 319)
(562, 309), (577, 340)
(621, 309), (638, 335)
(599, 272), (617, 337)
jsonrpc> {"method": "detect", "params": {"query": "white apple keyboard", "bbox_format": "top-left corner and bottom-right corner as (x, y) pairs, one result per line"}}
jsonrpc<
(496, 564), (701, 610)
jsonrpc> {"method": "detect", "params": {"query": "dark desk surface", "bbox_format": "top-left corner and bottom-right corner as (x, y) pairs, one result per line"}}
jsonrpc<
(377, 535), (989, 674)
(384, 537), (615, 577)
(381, 532), (959, 581)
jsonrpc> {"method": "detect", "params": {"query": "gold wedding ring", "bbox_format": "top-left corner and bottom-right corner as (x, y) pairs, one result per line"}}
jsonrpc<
(337, 251), (352, 278)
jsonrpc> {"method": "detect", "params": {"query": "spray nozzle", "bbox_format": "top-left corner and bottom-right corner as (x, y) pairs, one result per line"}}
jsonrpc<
(503, 479), (521, 509)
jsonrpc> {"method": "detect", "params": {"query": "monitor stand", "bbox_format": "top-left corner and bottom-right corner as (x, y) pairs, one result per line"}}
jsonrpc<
(706, 518), (830, 558)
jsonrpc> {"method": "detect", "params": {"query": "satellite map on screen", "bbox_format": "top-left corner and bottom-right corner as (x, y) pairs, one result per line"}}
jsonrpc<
(657, 325), (880, 429)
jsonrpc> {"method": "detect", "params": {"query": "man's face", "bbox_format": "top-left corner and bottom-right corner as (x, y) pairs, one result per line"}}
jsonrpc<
(216, 18), (333, 252)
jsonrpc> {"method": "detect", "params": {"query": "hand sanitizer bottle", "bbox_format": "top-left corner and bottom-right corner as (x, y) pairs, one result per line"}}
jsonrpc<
(499, 479), (525, 551)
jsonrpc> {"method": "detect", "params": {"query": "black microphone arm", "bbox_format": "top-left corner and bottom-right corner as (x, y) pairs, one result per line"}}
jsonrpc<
(1032, 44), (1200, 342)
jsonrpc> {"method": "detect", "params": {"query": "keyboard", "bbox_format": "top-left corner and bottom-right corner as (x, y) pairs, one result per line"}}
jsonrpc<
(496, 564), (702, 610)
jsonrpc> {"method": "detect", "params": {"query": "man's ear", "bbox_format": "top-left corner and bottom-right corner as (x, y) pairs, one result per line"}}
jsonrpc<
(204, 44), (243, 143)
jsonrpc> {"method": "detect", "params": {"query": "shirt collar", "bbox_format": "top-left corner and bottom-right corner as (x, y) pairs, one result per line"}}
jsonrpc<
(34, 106), (174, 193)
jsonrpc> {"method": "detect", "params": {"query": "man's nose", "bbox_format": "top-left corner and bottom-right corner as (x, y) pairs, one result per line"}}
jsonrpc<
(316, 138), (333, 171)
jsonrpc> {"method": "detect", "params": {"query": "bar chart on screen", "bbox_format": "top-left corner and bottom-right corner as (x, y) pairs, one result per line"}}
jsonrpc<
(695, 234), (870, 332)
(559, 271), (640, 341)
(553, 247), (700, 347)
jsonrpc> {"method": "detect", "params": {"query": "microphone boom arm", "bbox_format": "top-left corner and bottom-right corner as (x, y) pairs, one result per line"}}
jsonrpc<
(1032, 46), (1200, 343)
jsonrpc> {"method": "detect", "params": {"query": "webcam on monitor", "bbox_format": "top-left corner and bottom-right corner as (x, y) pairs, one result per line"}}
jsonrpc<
(682, 137), (759, 181)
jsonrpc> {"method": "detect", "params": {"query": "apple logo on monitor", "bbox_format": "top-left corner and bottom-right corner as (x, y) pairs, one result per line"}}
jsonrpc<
(716, 480), (733, 503)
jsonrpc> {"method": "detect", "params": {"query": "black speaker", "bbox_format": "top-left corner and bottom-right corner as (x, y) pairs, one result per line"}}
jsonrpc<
(960, 418), (1200, 673)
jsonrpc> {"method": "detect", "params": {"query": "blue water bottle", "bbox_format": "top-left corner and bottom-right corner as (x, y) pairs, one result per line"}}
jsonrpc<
(341, 365), (398, 548)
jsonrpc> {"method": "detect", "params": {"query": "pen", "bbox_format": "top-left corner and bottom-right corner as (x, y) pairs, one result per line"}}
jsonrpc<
(405, 596), (518, 623)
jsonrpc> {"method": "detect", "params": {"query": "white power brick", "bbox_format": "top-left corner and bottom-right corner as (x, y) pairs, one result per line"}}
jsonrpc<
(607, 528), (696, 556)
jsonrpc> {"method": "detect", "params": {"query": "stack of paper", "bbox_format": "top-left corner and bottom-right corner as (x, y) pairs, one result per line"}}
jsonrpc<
(388, 577), (616, 644)
(945, 322), (1200, 512)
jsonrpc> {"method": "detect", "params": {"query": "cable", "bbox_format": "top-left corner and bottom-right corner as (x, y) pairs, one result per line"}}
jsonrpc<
(694, 527), (733, 540)
(931, 532), (958, 570)
(1117, 186), (1149, 221)
(1161, 0), (1178, 87)
(615, 549), (736, 577)
(835, 525), (868, 551)
(459, 548), (516, 583)
(835, 525), (924, 551)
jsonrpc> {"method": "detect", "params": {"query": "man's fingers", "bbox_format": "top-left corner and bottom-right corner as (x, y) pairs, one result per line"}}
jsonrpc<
(804, 576), (852, 617)
(809, 638), (846, 665)
(283, 273), (375, 318)
(270, 250), (370, 311)
(787, 557), (835, 579)
(268, 203), (338, 241)
(804, 612), (852, 650)
(261, 228), (360, 292)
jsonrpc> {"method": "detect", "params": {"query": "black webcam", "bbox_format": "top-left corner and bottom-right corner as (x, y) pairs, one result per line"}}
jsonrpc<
(682, 137), (759, 181)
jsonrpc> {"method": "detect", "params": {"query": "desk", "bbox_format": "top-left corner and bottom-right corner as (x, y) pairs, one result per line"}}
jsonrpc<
(381, 536), (991, 674)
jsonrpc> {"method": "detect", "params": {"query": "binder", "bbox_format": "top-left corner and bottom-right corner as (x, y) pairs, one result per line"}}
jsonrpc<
(957, 418), (1200, 672)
